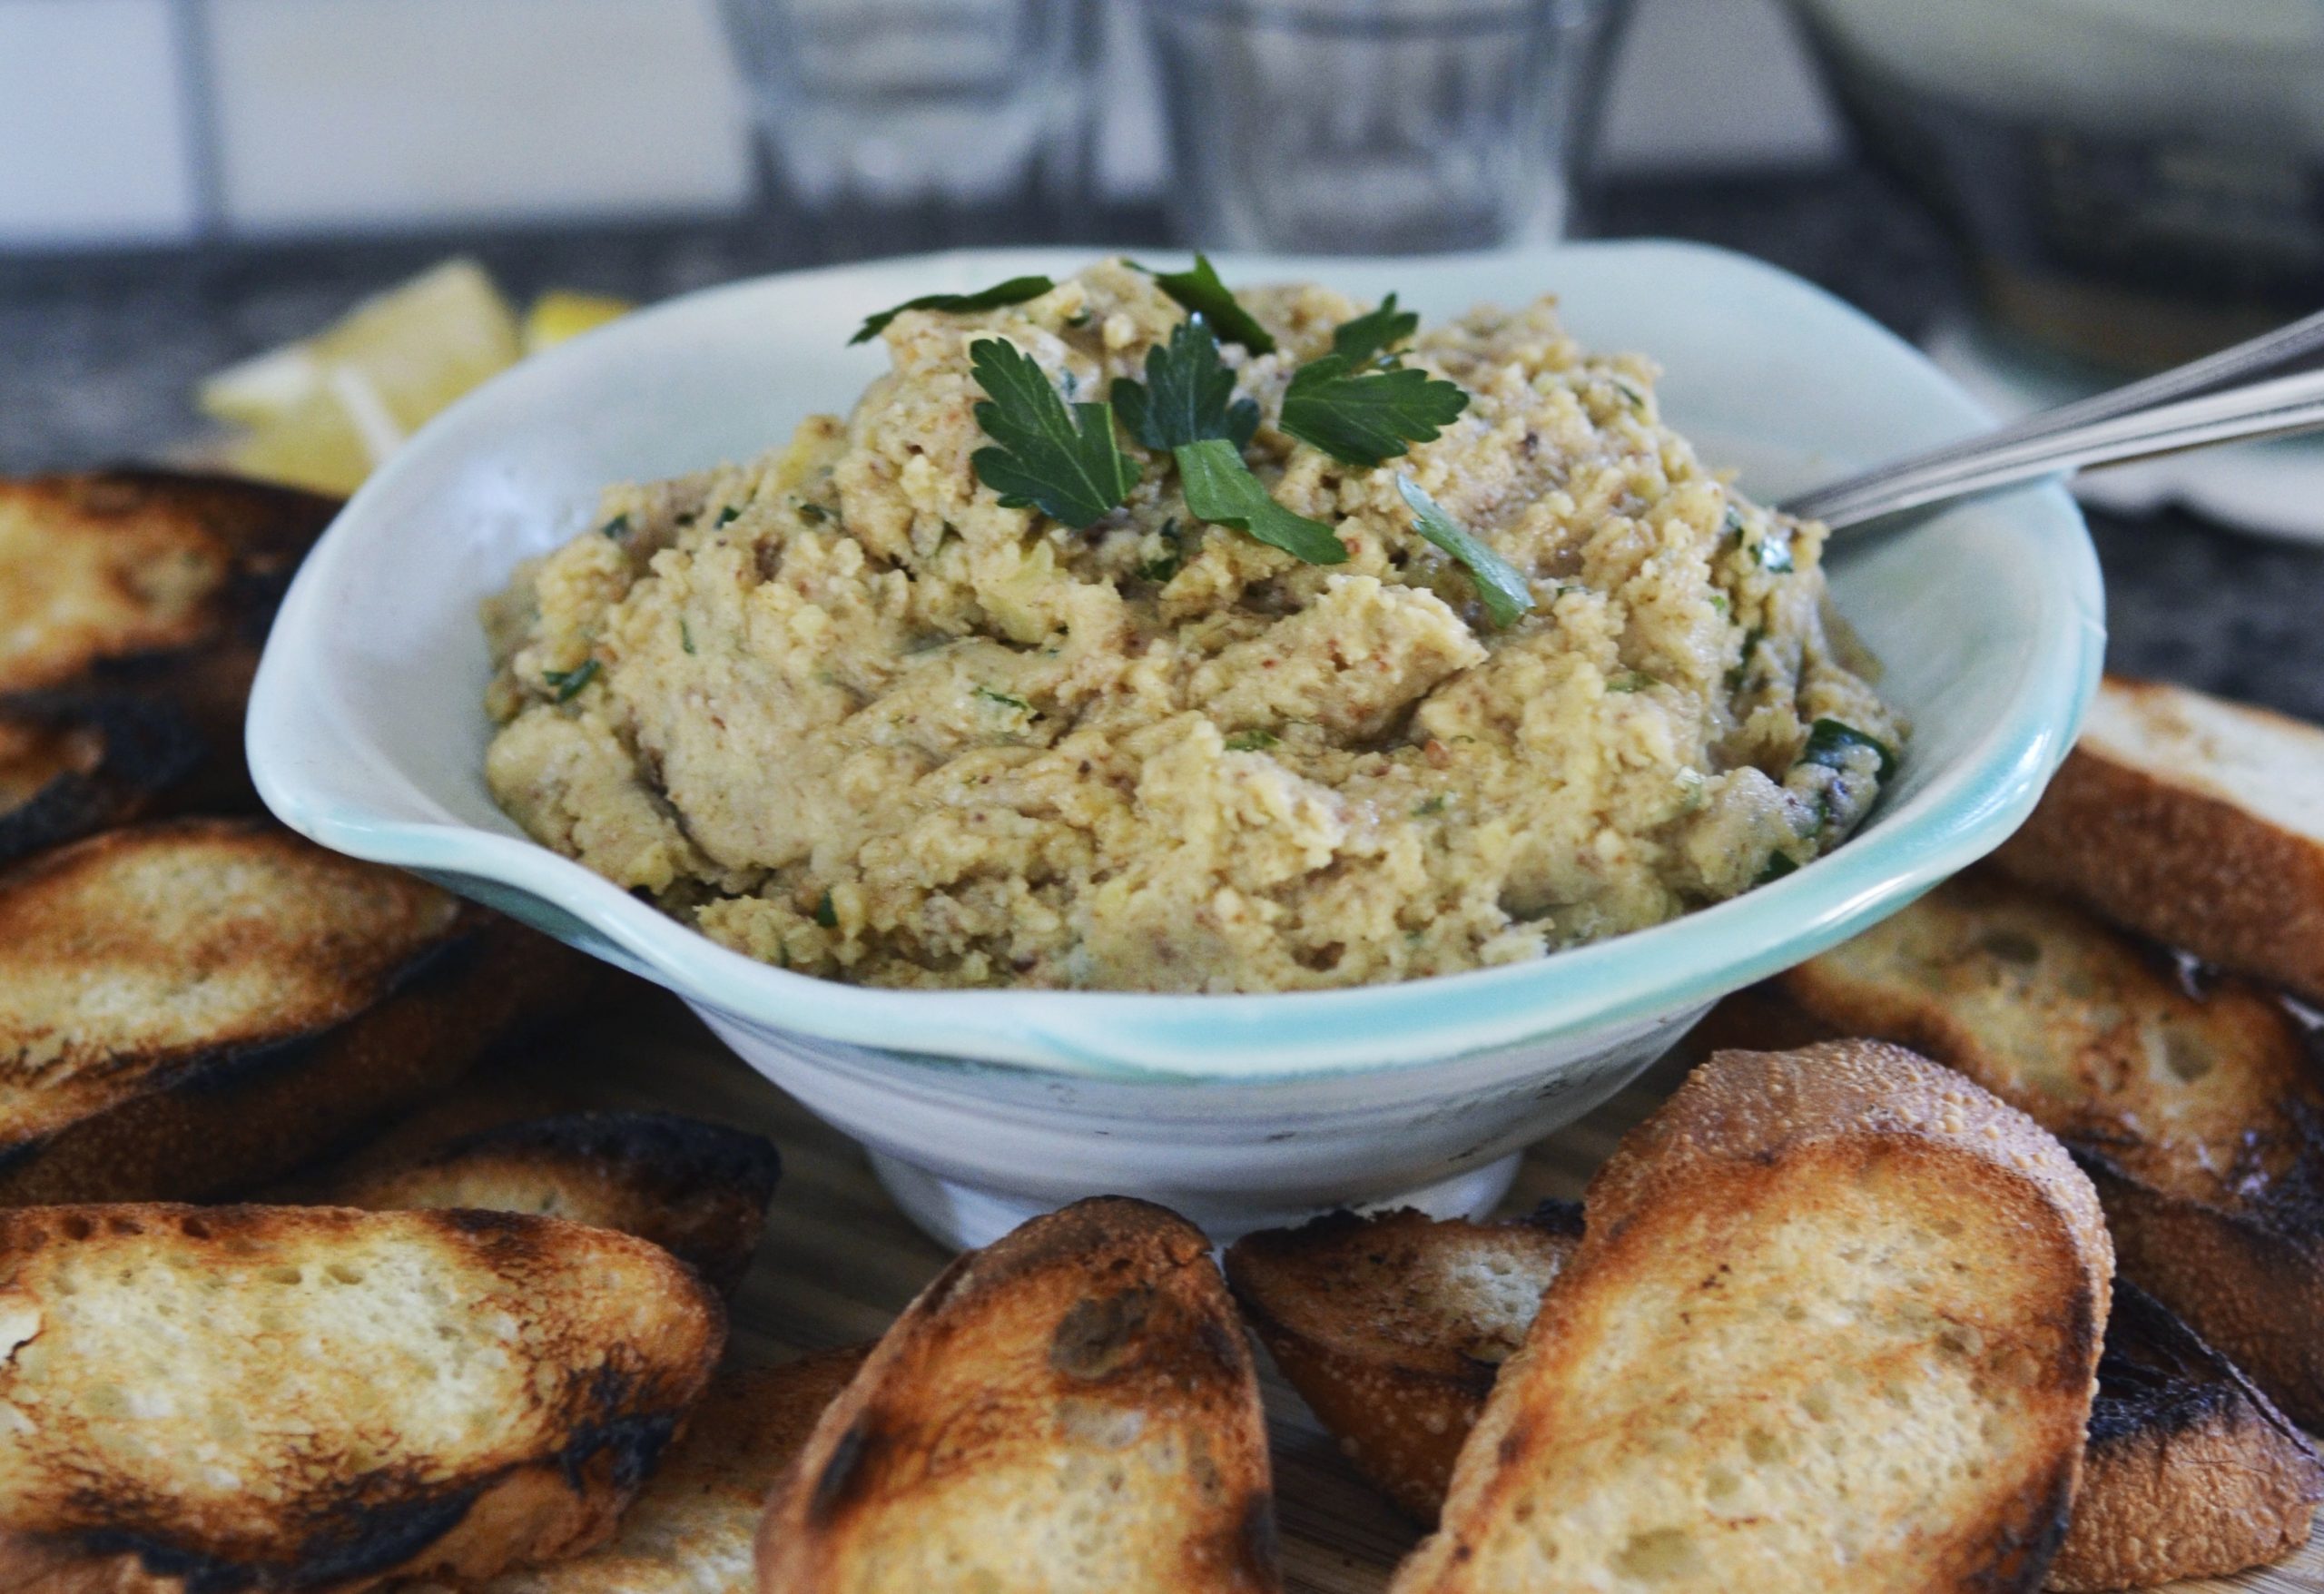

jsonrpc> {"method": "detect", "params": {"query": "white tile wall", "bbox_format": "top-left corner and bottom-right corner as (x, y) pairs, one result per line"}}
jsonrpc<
(0, 0), (1846, 249)
(206, 0), (753, 234)
(0, 0), (199, 245)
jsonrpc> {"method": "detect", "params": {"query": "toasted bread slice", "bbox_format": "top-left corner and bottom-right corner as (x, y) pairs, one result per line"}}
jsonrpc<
(2051, 1280), (2323, 1591)
(1392, 1042), (2112, 1594)
(0, 471), (338, 806)
(0, 1203), (724, 1591)
(757, 1196), (1279, 1594)
(0, 817), (593, 1205)
(325, 1111), (781, 1294)
(0, 694), (202, 869)
(1781, 869), (2324, 1426)
(1226, 1203), (1581, 1523)
(1993, 674), (2324, 1005)
(406, 1348), (869, 1594)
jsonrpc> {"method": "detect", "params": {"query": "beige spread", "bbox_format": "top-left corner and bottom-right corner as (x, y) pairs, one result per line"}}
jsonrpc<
(482, 260), (1901, 993)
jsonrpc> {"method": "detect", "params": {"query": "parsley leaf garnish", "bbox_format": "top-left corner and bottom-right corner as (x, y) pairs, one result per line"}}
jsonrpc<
(1113, 316), (1258, 452)
(543, 659), (599, 702)
(850, 274), (1056, 344)
(1131, 255), (1275, 355)
(1280, 356), (1468, 467)
(1394, 477), (1533, 629)
(967, 338), (1138, 529)
(1176, 438), (1345, 566)
(974, 685), (1031, 712)
(1224, 729), (1279, 752)
(813, 890), (839, 928)
(1331, 293), (1419, 368)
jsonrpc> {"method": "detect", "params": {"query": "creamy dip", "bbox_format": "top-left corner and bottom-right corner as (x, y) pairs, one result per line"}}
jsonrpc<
(482, 260), (1901, 993)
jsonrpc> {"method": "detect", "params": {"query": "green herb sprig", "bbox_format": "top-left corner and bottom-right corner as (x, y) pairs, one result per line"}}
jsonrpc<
(851, 275), (1057, 344)
(1330, 293), (1419, 368)
(1113, 316), (1343, 566)
(1177, 440), (1345, 566)
(1131, 255), (1276, 354)
(1394, 477), (1533, 630)
(966, 338), (1139, 529)
(1114, 317), (1258, 453)
(1280, 356), (1468, 467)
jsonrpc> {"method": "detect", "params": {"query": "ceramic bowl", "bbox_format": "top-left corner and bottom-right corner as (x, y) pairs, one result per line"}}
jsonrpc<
(246, 241), (2102, 1248)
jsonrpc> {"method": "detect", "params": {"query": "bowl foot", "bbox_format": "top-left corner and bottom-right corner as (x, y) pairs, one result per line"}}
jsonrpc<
(867, 1147), (1524, 1252)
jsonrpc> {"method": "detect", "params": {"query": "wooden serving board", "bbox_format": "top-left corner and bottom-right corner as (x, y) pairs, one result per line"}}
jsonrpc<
(542, 984), (2324, 1594)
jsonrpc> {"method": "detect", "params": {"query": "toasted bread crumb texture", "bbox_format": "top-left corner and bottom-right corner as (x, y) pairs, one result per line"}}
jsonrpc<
(1395, 1043), (2110, 1594)
(0, 1205), (723, 1586)
(1783, 871), (2321, 1207)
(1994, 675), (2324, 1003)
(1226, 1207), (1579, 1523)
(758, 1196), (1278, 1594)
(0, 820), (465, 1144)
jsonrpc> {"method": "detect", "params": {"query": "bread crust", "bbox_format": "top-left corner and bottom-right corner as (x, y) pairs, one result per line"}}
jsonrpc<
(327, 1111), (781, 1294)
(0, 1204), (724, 1592)
(0, 821), (594, 1205)
(756, 1196), (1279, 1594)
(1393, 1042), (2111, 1594)
(1780, 871), (2324, 1428)
(2049, 1281), (2323, 1591)
(1992, 674), (2324, 1005)
(409, 1348), (870, 1594)
(1226, 1205), (1580, 1523)
(0, 471), (339, 810)
(0, 694), (202, 869)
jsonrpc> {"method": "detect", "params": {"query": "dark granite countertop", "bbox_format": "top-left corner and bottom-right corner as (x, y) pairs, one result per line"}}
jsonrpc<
(5, 166), (2319, 720)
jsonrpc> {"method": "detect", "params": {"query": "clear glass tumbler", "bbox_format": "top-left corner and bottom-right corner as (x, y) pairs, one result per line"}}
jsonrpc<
(1139, 0), (1625, 255)
(723, 0), (1079, 240)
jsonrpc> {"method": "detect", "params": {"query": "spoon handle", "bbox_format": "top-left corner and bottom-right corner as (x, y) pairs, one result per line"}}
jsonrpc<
(1786, 310), (2324, 532)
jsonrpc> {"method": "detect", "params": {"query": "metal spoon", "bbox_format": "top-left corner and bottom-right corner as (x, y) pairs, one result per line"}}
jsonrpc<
(1784, 309), (2324, 532)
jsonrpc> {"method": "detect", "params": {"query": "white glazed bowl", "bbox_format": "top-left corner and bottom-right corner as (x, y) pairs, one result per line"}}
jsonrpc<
(247, 242), (2102, 1248)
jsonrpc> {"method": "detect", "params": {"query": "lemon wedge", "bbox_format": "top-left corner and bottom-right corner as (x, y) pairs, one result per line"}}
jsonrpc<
(523, 290), (633, 354)
(202, 259), (523, 495)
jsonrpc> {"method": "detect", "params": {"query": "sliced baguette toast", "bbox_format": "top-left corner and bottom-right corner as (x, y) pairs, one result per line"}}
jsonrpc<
(756, 1196), (1280, 1594)
(1237, 1185), (2323, 1588)
(1992, 674), (2324, 1005)
(0, 470), (337, 807)
(0, 817), (592, 1204)
(2051, 1279), (2324, 1592)
(1780, 869), (2324, 1426)
(0, 694), (202, 868)
(407, 1348), (870, 1594)
(1392, 1041), (2112, 1594)
(324, 1111), (781, 1294)
(0, 1203), (724, 1592)
(1225, 1203), (1581, 1523)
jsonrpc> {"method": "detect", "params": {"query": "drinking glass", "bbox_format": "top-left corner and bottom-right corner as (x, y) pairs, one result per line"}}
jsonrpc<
(723, 0), (1080, 247)
(1139, 0), (1625, 255)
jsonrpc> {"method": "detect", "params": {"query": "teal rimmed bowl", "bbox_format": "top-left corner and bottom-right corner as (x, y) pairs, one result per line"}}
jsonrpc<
(247, 241), (2102, 1246)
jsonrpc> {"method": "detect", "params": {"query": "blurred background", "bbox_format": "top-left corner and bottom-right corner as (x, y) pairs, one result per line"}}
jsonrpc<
(5, 0), (2322, 713)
